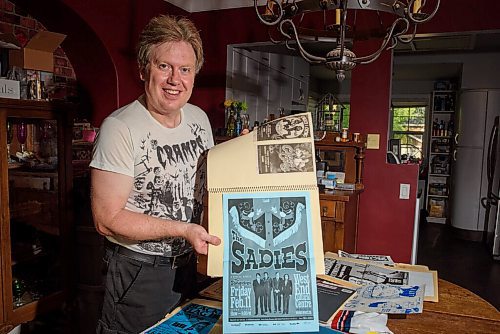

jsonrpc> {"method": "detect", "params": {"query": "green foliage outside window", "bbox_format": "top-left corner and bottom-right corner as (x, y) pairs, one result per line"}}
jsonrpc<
(341, 104), (350, 129)
(391, 106), (426, 161)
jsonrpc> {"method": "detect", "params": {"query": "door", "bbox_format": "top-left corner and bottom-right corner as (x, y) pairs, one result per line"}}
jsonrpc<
(485, 91), (500, 256)
(451, 147), (484, 230)
(457, 90), (487, 148)
(482, 117), (499, 243)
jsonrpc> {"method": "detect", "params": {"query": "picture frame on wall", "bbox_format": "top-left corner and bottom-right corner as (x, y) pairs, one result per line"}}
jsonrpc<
(389, 138), (401, 159)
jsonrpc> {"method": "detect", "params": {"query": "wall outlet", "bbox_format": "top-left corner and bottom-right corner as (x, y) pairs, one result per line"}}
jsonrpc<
(399, 183), (410, 200)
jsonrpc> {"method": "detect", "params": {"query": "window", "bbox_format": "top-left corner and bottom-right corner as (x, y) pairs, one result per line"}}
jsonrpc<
(390, 105), (426, 161)
(341, 104), (350, 129)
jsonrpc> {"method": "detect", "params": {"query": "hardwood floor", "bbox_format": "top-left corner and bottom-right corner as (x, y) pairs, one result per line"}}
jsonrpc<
(417, 219), (500, 310)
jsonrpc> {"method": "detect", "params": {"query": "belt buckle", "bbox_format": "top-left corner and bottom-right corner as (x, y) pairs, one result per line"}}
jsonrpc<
(171, 252), (190, 269)
(171, 254), (182, 269)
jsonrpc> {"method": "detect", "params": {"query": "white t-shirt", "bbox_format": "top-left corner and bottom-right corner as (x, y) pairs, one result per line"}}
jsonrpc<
(90, 96), (214, 256)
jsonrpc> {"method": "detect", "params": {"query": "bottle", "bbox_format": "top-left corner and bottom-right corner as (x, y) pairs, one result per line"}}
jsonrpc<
(279, 107), (285, 118)
(447, 119), (454, 136)
(235, 111), (242, 136)
(241, 113), (249, 131)
(341, 128), (349, 142)
(433, 118), (439, 136)
(443, 95), (449, 111)
(226, 110), (236, 137)
(434, 96), (442, 111)
(449, 95), (455, 111)
(439, 120), (445, 136)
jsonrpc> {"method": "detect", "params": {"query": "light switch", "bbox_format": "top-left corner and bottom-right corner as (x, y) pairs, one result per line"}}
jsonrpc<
(399, 183), (410, 200)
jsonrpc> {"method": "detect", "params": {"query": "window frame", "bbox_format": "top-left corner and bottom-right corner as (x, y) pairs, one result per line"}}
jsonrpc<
(390, 103), (428, 161)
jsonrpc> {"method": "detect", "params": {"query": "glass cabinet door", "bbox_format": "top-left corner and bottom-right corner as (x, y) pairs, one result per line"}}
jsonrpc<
(5, 114), (65, 319)
(7, 118), (62, 309)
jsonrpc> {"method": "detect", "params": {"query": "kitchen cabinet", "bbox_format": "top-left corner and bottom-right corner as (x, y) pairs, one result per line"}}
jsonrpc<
(425, 90), (456, 224)
(0, 98), (74, 332)
(314, 132), (365, 253)
(319, 190), (360, 253)
(226, 46), (310, 125)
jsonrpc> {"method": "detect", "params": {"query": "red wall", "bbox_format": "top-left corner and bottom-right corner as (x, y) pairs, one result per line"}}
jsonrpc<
(350, 40), (419, 261)
(10, 0), (500, 262)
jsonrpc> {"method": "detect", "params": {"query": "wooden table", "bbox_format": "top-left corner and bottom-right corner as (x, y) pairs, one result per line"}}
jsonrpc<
(388, 279), (500, 333)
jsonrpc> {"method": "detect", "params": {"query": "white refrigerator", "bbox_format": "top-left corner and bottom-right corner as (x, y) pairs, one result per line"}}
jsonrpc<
(451, 89), (500, 259)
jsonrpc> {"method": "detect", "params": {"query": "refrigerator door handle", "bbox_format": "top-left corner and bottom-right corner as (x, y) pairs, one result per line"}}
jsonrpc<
(486, 124), (498, 182)
(481, 197), (489, 209)
(453, 149), (457, 161)
(454, 133), (459, 145)
(481, 196), (498, 209)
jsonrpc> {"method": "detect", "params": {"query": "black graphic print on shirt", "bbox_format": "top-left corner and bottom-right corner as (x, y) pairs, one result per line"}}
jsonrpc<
(132, 122), (210, 256)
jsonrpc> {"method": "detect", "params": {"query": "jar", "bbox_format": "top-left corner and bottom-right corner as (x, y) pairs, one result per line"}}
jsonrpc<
(341, 128), (349, 142)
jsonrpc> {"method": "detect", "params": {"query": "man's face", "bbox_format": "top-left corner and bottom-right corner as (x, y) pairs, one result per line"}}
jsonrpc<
(141, 41), (196, 122)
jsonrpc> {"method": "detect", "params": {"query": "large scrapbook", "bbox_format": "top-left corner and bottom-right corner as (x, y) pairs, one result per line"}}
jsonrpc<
(207, 112), (325, 276)
(206, 113), (325, 333)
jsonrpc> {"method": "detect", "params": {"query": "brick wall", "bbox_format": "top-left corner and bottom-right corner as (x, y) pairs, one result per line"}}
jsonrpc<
(0, 0), (75, 80)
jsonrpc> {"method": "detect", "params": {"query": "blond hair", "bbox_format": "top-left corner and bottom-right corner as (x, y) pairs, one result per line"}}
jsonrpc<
(137, 15), (204, 73)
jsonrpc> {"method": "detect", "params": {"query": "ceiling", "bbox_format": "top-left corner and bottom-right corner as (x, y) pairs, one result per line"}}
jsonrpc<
(165, 1), (500, 82)
(165, 0), (263, 12)
(239, 31), (500, 82)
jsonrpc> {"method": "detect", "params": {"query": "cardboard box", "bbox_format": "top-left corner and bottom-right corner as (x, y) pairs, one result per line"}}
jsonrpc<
(9, 31), (66, 72)
(0, 78), (20, 99)
(0, 33), (21, 50)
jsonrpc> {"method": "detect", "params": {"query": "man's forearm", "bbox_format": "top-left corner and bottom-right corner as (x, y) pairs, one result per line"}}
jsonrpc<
(94, 208), (188, 242)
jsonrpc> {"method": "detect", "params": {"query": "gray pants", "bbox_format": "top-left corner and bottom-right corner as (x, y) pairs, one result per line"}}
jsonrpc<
(96, 247), (196, 334)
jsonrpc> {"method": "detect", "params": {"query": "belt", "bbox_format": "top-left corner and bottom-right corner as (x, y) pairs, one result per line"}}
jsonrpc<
(106, 241), (193, 269)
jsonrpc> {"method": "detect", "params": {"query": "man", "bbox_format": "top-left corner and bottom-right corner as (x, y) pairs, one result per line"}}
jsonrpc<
(282, 273), (293, 314)
(262, 272), (272, 313)
(90, 15), (221, 333)
(271, 272), (283, 313)
(252, 273), (265, 316)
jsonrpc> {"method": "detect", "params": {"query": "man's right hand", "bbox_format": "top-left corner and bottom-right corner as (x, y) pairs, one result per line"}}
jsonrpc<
(184, 223), (221, 255)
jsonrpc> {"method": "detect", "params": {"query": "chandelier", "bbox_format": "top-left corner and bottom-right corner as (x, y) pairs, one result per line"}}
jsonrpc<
(253, 0), (440, 81)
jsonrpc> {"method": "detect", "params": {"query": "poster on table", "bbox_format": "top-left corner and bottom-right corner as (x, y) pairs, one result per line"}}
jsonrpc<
(222, 192), (319, 333)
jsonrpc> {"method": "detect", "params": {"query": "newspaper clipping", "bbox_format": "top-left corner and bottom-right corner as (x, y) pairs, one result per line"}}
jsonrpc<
(223, 192), (319, 333)
(343, 284), (425, 314)
(256, 114), (311, 141)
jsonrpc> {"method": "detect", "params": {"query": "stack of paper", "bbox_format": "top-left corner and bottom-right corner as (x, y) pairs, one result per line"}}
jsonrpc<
(322, 251), (439, 315)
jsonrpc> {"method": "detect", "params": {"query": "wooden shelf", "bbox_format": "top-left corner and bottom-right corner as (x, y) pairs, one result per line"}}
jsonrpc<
(426, 89), (456, 226)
